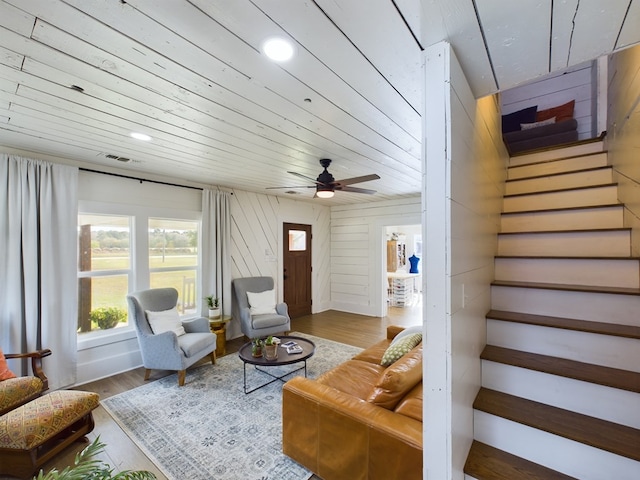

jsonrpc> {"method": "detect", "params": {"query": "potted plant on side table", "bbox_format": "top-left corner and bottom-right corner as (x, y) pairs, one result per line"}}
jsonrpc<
(205, 295), (221, 318)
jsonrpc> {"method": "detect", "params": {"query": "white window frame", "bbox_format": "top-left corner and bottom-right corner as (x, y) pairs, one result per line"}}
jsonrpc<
(77, 200), (201, 351)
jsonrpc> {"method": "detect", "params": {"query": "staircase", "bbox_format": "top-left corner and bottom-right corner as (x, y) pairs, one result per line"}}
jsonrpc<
(464, 141), (640, 480)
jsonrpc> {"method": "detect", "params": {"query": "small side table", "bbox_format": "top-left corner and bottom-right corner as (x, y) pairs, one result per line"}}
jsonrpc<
(209, 315), (232, 357)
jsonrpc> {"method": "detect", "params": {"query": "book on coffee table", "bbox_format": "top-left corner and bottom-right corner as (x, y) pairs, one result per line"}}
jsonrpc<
(285, 343), (303, 354)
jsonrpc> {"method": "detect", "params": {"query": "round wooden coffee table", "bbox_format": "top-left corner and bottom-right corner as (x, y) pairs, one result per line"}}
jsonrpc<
(238, 335), (315, 394)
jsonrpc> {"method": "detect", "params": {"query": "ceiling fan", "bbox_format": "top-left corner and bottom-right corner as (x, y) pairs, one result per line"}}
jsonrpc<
(267, 159), (380, 198)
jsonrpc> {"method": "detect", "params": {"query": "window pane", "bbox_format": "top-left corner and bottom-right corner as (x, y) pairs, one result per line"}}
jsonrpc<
(288, 230), (306, 251)
(78, 214), (130, 271)
(150, 270), (197, 315)
(78, 214), (131, 334)
(148, 218), (198, 268)
(78, 275), (129, 333)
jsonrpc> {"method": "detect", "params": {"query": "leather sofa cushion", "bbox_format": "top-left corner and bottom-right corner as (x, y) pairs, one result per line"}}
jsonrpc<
(352, 338), (392, 364)
(317, 359), (385, 400)
(367, 344), (422, 410)
(395, 382), (423, 422)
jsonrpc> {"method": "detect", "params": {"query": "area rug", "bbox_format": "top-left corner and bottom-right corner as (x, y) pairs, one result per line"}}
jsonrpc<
(102, 333), (362, 480)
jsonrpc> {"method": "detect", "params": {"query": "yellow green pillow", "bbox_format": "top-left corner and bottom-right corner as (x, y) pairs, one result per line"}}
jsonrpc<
(380, 333), (422, 366)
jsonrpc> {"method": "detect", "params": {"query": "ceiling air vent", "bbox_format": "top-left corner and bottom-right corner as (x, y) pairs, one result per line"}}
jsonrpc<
(105, 154), (131, 163)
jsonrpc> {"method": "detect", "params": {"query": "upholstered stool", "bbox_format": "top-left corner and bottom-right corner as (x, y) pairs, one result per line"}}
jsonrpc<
(0, 390), (100, 479)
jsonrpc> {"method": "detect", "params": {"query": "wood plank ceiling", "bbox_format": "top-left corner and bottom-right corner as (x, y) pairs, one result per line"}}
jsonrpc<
(0, 0), (638, 205)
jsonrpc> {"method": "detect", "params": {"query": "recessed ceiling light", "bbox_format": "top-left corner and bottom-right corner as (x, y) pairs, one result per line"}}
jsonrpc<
(262, 37), (295, 62)
(130, 132), (152, 141)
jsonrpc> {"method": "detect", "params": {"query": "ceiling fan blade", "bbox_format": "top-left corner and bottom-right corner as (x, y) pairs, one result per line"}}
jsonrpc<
(337, 185), (377, 195)
(334, 174), (381, 186)
(265, 185), (316, 190)
(287, 171), (324, 185)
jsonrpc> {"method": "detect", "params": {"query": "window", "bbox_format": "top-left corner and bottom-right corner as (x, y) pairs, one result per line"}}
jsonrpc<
(77, 214), (131, 333)
(77, 212), (200, 335)
(148, 218), (199, 315)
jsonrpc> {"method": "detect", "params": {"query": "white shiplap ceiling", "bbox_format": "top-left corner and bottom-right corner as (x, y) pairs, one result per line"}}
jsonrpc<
(0, 0), (638, 205)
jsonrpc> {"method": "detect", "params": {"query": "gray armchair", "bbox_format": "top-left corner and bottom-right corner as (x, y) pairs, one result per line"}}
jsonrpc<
(232, 277), (290, 339)
(127, 287), (216, 386)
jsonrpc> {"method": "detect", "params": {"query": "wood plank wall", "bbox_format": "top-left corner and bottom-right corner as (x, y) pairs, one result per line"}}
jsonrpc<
(330, 196), (422, 317)
(423, 42), (508, 479)
(607, 44), (640, 257)
(501, 61), (597, 140)
(228, 189), (331, 338)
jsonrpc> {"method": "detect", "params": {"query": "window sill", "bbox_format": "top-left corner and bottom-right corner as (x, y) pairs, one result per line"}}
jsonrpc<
(78, 327), (137, 351)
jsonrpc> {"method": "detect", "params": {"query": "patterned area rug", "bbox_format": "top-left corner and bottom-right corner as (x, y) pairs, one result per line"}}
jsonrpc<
(102, 333), (362, 480)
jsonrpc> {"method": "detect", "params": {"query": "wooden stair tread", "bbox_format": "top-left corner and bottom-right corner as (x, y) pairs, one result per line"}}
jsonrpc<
(495, 255), (640, 261)
(473, 388), (640, 461)
(504, 182), (617, 199)
(501, 203), (622, 216)
(505, 165), (611, 183)
(498, 227), (630, 236)
(464, 441), (578, 480)
(509, 139), (606, 162)
(487, 309), (640, 339)
(481, 345), (640, 393)
(491, 280), (640, 296)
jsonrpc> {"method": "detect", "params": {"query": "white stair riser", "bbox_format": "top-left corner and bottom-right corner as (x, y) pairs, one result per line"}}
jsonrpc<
(482, 361), (640, 428)
(501, 206), (623, 232)
(474, 411), (640, 480)
(509, 143), (605, 167)
(490, 286), (640, 327)
(497, 231), (631, 257)
(503, 185), (618, 212)
(494, 257), (640, 288)
(508, 152), (608, 179)
(486, 320), (640, 372)
(505, 168), (613, 195)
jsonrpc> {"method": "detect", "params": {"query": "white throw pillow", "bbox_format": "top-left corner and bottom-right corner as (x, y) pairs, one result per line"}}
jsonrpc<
(246, 289), (277, 315)
(391, 324), (424, 346)
(145, 307), (186, 336)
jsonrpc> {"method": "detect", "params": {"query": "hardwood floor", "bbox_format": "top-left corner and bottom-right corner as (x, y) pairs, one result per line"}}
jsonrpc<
(19, 305), (420, 479)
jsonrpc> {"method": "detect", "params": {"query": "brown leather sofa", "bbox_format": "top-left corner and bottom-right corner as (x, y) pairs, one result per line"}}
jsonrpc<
(282, 325), (422, 480)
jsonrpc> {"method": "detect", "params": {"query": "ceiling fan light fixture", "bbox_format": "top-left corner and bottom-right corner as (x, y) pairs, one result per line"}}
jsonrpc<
(262, 37), (295, 62)
(316, 187), (334, 199)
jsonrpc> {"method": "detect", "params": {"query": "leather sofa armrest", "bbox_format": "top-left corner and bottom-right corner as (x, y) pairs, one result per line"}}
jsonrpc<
(387, 325), (406, 340)
(284, 377), (422, 445)
(283, 376), (422, 480)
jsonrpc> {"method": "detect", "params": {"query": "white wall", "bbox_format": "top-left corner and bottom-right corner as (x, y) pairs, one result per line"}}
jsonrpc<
(330, 196), (422, 317)
(606, 44), (640, 257)
(228, 188), (331, 338)
(501, 61), (597, 140)
(423, 42), (508, 479)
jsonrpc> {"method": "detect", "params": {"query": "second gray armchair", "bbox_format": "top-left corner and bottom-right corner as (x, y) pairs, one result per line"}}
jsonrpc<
(127, 287), (217, 386)
(232, 276), (290, 339)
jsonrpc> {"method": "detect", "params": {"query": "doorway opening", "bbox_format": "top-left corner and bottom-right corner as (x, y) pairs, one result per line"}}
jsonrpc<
(385, 225), (422, 323)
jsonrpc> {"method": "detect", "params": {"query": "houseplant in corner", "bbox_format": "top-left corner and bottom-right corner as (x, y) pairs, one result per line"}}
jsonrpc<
(35, 436), (155, 479)
(205, 295), (221, 318)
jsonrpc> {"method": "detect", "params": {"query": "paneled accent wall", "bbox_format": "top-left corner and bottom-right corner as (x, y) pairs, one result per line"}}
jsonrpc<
(423, 42), (508, 479)
(607, 44), (640, 257)
(501, 61), (597, 140)
(330, 196), (422, 316)
(229, 189), (331, 338)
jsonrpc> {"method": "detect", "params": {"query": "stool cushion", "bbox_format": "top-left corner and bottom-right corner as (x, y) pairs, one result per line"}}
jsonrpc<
(0, 390), (99, 449)
(0, 376), (43, 414)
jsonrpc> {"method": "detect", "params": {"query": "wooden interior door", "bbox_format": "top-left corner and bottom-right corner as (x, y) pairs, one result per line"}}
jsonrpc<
(283, 223), (312, 318)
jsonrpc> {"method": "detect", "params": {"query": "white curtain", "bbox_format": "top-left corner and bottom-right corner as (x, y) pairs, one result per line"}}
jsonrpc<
(0, 155), (78, 389)
(200, 190), (234, 335)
